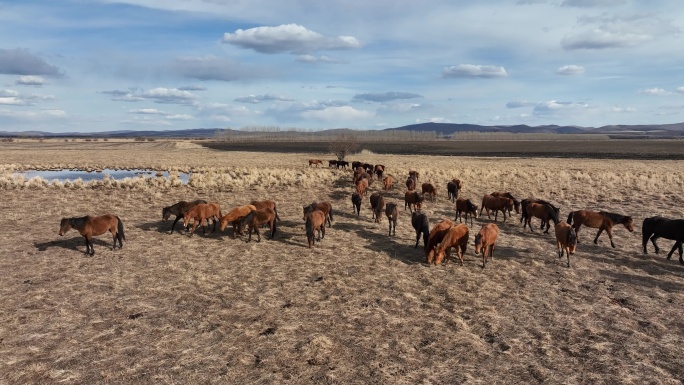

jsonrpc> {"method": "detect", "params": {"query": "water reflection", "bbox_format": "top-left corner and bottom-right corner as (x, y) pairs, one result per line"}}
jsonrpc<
(17, 169), (191, 184)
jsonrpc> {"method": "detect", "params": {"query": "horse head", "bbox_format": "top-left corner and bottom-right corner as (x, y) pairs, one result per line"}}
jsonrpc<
(58, 218), (72, 236)
(474, 233), (483, 254)
(162, 207), (171, 221)
(624, 216), (635, 232)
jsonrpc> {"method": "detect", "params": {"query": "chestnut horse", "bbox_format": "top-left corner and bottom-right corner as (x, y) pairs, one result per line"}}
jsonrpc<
(404, 191), (424, 213)
(219, 204), (257, 238)
(183, 203), (222, 236)
(303, 202), (333, 227)
(491, 191), (520, 215)
(306, 209), (326, 248)
(374, 164), (385, 180)
(567, 210), (634, 248)
(386, 203), (398, 236)
(421, 183), (437, 202)
(356, 178), (369, 196)
(433, 224), (469, 265)
(455, 198), (478, 226)
(523, 202), (560, 234)
(642, 216), (684, 263)
(239, 208), (277, 242)
(250, 200), (281, 221)
(411, 211), (430, 249)
(480, 195), (514, 222)
(370, 193), (385, 223)
(554, 222), (577, 267)
(308, 159), (322, 167)
(474, 223), (498, 268)
(425, 219), (454, 263)
(59, 214), (125, 255)
(382, 175), (393, 191)
(162, 199), (207, 234)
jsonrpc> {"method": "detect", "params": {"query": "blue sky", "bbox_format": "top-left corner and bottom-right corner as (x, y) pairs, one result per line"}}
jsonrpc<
(1, 0), (683, 132)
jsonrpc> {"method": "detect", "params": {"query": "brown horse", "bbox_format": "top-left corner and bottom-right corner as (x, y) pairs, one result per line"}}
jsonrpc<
(162, 199), (207, 234)
(455, 198), (478, 226)
(183, 203), (222, 236)
(447, 179), (462, 202)
(308, 159), (322, 167)
(425, 219), (454, 263)
(306, 209), (326, 248)
(409, 170), (419, 182)
(59, 214), (125, 255)
(250, 200), (281, 221)
(421, 183), (437, 202)
(567, 210), (634, 248)
(642, 216), (684, 263)
(303, 202), (333, 227)
(370, 193), (385, 223)
(433, 224), (469, 265)
(219, 204), (257, 238)
(386, 203), (398, 236)
(474, 223), (499, 268)
(480, 195), (514, 222)
(491, 191), (520, 215)
(356, 178), (369, 196)
(554, 222), (577, 267)
(523, 202), (560, 234)
(405, 177), (416, 191)
(239, 208), (277, 242)
(520, 198), (560, 228)
(382, 175), (393, 191)
(374, 164), (385, 179)
(404, 191), (424, 213)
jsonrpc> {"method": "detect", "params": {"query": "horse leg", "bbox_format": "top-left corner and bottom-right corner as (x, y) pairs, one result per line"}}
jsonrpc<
(83, 236), (91, 255)
(593, 228), (603, 245)
(414, 230), (420, 248)
(544, 221), (550, 234)
(666, 240), (679, 260)
(112, 230), (117, 250)
(650, 235), (660, 254)
(254, 226), (261, 242)
(606, 227), (616, 248)
(574, 224), (582, 243)
(170, 216), (181, 234)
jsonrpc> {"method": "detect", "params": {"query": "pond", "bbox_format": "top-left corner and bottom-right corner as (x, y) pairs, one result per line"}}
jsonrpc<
(17, 169), (191, 184)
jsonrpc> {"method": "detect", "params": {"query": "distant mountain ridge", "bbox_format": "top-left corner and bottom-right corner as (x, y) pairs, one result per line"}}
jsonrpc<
(1, 122), (683, 138)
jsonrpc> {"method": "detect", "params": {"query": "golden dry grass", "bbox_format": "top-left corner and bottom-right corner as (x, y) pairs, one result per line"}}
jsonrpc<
(1, 141), (683, 384)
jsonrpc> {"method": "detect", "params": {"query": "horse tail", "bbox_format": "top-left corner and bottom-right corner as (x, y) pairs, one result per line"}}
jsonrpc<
(567, 211), (574, 225)
(305, 216), (314, 238)
(240, 210), (256, 227)
(421, 225), (430, 249)
(274, 205), (281, 221)
(271, 217), (277, 238)
(550, 206), (560, 225)
(328, 206), (334, 222)
(641, 218), (653, 252)
(116, 216), (126, 241)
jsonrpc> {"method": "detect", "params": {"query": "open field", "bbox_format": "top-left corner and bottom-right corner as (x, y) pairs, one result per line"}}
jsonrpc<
(1, 140), (683, 384)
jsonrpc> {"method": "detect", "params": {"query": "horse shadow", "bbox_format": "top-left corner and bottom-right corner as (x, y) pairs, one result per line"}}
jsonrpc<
(328, 189), (350, 201)
(598, 268), (684, 292)
(34, 237), (111, 253)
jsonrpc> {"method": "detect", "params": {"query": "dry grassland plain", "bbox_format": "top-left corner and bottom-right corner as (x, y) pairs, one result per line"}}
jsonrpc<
(1, 140), (683, 384)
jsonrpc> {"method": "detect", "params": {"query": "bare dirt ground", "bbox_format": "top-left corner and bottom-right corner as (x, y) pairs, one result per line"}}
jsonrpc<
(1, 140), (683, 384)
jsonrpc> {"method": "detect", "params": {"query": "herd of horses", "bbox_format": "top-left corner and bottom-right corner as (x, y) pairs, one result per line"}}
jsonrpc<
(57, 158), (684, 268)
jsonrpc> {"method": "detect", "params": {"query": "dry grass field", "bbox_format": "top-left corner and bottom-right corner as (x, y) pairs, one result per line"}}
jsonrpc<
(1, 140), (683, 384)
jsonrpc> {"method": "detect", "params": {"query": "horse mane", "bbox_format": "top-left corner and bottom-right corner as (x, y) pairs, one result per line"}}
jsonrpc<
(71, 216), (89, 227)
(239, 210), (256, 227)
(466, 199), (476, 211)
(600, 211), (629, 224)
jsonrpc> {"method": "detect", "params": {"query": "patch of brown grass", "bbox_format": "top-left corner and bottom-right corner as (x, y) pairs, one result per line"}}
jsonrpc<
(0, 141), (683, 384)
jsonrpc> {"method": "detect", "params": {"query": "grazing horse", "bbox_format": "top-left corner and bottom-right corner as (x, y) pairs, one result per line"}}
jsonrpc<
(351, 192), (362, 216)
(356, 178), (369, 196)
(328, 159), (337, 168)
(411, 211), (430, 249)
(370, 193), (385, 223)
(567, 210), (634, 248)
(382, 175), (394, 191)
(59, 214), (125, 255)
(404, 191), (424, 213)
(455, 198), (478, 226)
(491, 192), (520, 215)
(425, 220), (454, 263)
(421, 183), (437, 202)
(219, 204), (257, 238)
(303, 202), (333, 227)
(405, 177), (416, 191)
(337, 160), (349, 169)
(433, 224), (469, 265)
(642, 216), (684, 264)
(183, 203), (222, 236)
(250, 200), (281, 221)
(520, 198), (560, 229)
(447, 179), (462, 202)
(239, 208), (277, 242)
(306, 209), (326, 248)
(523, 202), (560, 234)
(554, 222), (577, 267)
(385, 203), (398, 236)
(408, 170), (419, 182)
(162, 199), (207, 234)
(363, 163), (374, 175)
(474, 223), (499, 268)
(374, 164), (385, 180)
(480, 195), (514, 222)
(308, 159), (322, 167)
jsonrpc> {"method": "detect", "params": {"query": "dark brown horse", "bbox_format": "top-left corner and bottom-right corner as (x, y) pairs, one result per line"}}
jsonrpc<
(480, 195), (514, 222)
(421, 183), (437, 202)
(303, 202), (333, 227)
(520, 198), (560, 229)
(447, 179), (462, 202)
(219, 204), (257, 238)
(374, 164), (385, 180)
(183, 203), (222, 236)
(386, 203), (398, 236)
(351, 192), (362, 216)
(405, 177), (416, 191)
(642, 216), (684, 263)
(162, 199), (207, 234)
(523, 202), (560, 234)
(306, 209), (326, 248)
(491, 191), (520, 215)
(59, 214), (125, 255)
(404, 191), (424, 213)
(370, 193), (385, 223)
(567, 210), (634, 248)
(455, 198), (478, 226)
(411, 211), (430, 249)
(239, 208), (277, 242)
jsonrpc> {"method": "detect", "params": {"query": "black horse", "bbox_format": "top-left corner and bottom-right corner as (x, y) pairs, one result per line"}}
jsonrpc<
(411, 211), (430, 249)
(351, 193), (362, 216)
(162, 199), (208, 234)
(642, 216), (684, 264)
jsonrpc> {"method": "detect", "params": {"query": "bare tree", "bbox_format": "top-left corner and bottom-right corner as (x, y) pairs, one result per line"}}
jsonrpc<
(329, 132), (360, 160)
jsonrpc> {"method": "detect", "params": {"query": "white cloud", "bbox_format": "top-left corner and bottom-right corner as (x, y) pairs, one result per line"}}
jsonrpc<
(506, 100), (536, 108)
(0, 108), (67, 122)
(300, 105), (372, 121)
(295, 55), (345, 64)
(140, 87), (198, 104)
(562, 14), (679, 50)
(676, 87), (684, 94)
(223, 24), (361, 54)
(610, 106), (636, 113)
(416, 117), (450, 123)
(377, 103), (426, 114)
(234, 94), (294, 104)
(0, 89), (53, 106)
(556, 65), (585, 75)
(16, 75), (46, 86)
(129, 108), (167, 115)
(640, 88), (673, 96)
(533, 100), (589, 115)
(442, 64), (508, 78)
(166, 114), (193, 120)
